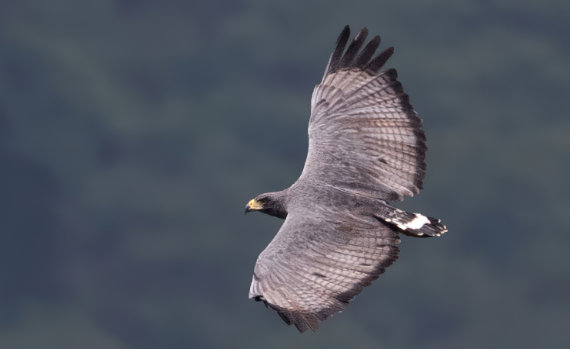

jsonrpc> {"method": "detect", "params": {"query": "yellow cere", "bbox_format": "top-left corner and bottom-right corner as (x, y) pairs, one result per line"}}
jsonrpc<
(248, 199), (263, 210)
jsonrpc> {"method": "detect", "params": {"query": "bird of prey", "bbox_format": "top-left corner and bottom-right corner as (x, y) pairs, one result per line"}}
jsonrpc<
(245, 26), (447, 333)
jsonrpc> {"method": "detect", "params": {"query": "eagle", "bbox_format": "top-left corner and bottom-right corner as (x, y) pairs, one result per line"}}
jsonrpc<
(245, 26), (447, 332)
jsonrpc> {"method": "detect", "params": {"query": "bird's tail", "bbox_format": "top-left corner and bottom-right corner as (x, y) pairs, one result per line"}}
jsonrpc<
(376, 205), (447, 237)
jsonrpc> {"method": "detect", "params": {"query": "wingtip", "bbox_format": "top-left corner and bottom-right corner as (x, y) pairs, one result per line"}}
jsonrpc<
(355, 27), (368, 40)
(366, 46), (395, 73)
(326, 27), (395, 76)
(324, 25), (352, 77)
(371, 34), (381, 45)
(338, 25), (351, 43)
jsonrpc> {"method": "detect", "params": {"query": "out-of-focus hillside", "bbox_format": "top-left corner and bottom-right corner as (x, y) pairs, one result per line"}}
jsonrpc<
(0, 1), (569, 348)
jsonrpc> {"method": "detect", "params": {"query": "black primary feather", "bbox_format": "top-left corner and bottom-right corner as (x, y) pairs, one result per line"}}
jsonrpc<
(325, 25), (351, 75)
(366, 46), (395, 73)
(356, 35), (381, 68)
(339, 27), (368, 67)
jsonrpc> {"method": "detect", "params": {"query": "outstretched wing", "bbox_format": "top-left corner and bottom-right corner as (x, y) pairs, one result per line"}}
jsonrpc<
(300, 26), (426, 201)
(249, 208), (400, 332)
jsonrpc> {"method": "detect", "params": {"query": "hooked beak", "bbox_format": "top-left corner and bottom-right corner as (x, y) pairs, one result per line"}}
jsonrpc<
(245, 198), (262, 214)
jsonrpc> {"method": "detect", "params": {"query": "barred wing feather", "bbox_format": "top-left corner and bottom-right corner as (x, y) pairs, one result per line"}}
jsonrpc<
(249, 208), (400, 332)
(301, 26), (426, 201)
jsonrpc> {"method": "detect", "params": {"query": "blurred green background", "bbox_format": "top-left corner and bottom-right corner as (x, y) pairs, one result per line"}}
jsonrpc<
(1, 0), (569, 348)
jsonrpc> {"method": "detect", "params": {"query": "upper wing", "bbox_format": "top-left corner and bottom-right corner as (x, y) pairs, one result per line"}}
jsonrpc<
(249, 208), (400, 332)
(300, 26), (426, 201)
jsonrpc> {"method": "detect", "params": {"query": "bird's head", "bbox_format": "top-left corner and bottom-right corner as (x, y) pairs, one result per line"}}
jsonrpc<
(245, 192), (288, 219)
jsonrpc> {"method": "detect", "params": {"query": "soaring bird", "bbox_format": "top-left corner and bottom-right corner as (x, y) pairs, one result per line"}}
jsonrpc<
(245, 26), (447, 332)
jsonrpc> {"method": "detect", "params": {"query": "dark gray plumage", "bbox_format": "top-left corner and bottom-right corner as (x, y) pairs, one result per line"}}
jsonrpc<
(245, 26), (447, 333)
